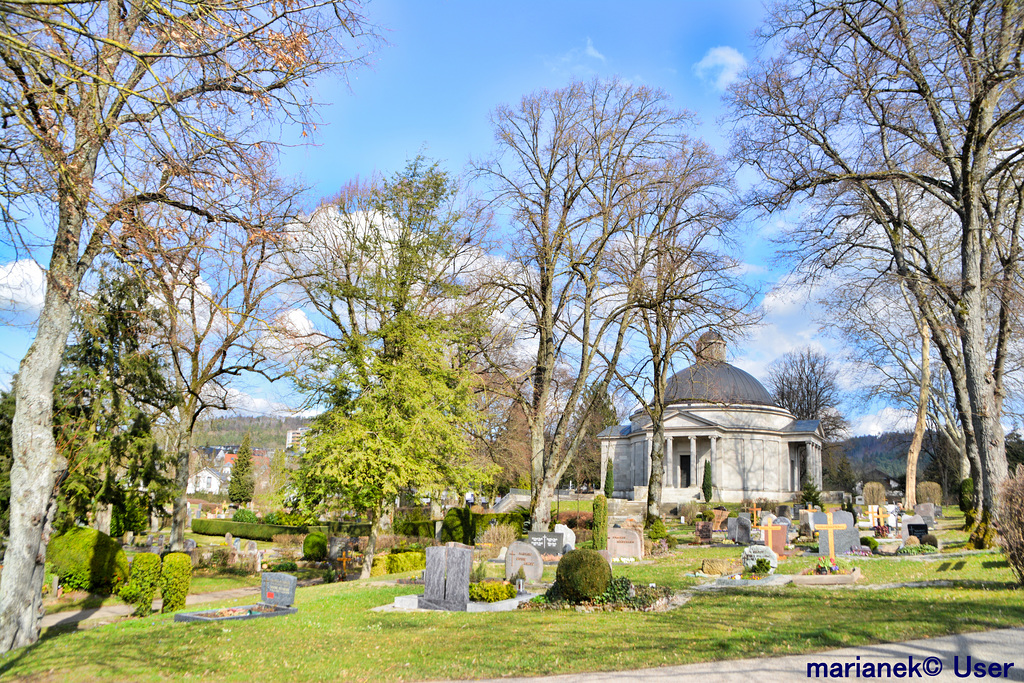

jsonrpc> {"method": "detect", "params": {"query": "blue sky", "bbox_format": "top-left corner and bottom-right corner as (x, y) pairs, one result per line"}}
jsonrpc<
(0, 1), (909, 435)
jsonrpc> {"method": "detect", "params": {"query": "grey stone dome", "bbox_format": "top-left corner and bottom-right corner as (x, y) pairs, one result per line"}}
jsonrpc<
(665, 332), (775, 406)
(665, 361), (776, 406)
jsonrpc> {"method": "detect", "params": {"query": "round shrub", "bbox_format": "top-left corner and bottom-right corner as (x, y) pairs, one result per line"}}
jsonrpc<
(303, 532), (327, 561)
(232, 508), (259, 524)
(160, 552), (192, 613)
(916, 481), (943, 507)
(646, 517), (668, 540)
(47, 527), (129, 594)
(921, 533), (939, 548)
(863, 482), (886, 506)
(860, 536), (878, 552)
(554, 549), (611, 604)
(121, 552), (161, 617)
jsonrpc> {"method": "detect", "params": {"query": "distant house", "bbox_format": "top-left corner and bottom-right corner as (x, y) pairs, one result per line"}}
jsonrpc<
(223, 451), (270, 470)
(187, 467), (229, 495)
(286, 428), (309, 450)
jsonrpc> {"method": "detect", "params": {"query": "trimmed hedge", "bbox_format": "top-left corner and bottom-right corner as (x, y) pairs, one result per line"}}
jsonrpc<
(191, 518), (372, 542)
(439, 508), (528, 545)
(47, 527), (129, 594)
(386, 551), (425, 574)
(232, 509), (259, 524)
(160, 553), (192, 613)
(468, 581), (517, 602)
(121, 552), (161, 617)
(392, 519), (437, 537)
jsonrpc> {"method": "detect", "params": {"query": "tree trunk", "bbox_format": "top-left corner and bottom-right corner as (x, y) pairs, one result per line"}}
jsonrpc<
(169, 418), (194, 551)
(905, 329), (930, 510)
(646, 417), (666, 524)
(0, 282), (76, 653)
(360, 506), (390, 580)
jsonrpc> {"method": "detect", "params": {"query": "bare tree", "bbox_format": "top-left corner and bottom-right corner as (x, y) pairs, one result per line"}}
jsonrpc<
(474, 78), (693, 531)
(767, 348), (848, 443)
(0, 1), (378, 651)
(604, 149), (755, 523)
(730, 0), (1023, 543)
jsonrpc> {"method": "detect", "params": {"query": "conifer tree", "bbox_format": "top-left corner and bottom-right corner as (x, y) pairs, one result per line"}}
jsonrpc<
(229, 434), (255, 506)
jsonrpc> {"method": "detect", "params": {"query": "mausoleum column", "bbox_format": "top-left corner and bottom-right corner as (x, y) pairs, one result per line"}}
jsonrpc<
(666, 436), (674, 487)
(710, 436), (717, 488)
(689, 436), (697, 488)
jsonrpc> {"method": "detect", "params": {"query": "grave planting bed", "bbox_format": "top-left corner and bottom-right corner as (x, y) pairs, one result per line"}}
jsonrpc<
(791, 566), (863, 585)
(174, 603), (297, 623)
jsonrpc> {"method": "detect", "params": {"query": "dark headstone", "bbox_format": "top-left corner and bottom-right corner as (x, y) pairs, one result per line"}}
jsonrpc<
(527, 532), (564, 555)
(420, 544), (472, 611)
(900, 514), (927, 543)
(505, 541), (543, 581)
(261, 572), (297, 607)
(727, 517), (738, 542)
(907, 523), (929, 541)
(735, 516), (751, 546)
(775, 505), (792, 520)
(695, 521), (713, 544)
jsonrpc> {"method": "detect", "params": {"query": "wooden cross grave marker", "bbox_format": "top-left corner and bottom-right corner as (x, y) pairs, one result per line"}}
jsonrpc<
(815, 512), (846, 562)
(866, 506), (885, 528)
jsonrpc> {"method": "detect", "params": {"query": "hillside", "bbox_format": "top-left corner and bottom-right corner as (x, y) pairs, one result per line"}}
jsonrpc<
(192, 415), (310, 451)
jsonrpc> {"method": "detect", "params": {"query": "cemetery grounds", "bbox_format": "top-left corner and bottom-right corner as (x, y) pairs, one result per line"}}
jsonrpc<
(1, 507), (1023, 682)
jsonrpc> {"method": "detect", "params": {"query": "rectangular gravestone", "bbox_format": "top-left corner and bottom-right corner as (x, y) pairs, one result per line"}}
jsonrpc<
(712, 509), (730, 532)
(261, 572), (297, 607)
(738, 512), (751, 522)
(814, 511), (858, 558)
(183, 539), (197, 552)
(420, 544), (472, 611)
(774, 516), (792, 540)
(527, 532), (564, 555)
(608, 528), (643, 559)
(505, 541), (544, 581)
(758, 518), (787, 556)
(695, 521), (713, 544)
(900, 515), (927, 543)
(735, 516), (751, 546)
(727, 517), (738, 542)
(775, 505), (791, 520)
(553, 524), (576, 551)
(914, 503), (936, 526)
(328, 536), (343, 561)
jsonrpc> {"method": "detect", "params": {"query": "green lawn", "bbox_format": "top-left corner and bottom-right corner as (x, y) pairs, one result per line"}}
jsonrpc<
(8, 538), (1023, 682)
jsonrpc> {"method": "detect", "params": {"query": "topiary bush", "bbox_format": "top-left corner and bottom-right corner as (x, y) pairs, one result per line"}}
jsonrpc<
(860, 536), (878, 552)
(916, 481), (943, 507)
(468, 581), (517, 602)
(593, 494), (608, 550)
(303, 532), (327, 561)
(999, 468), (1024, 586)
(604, 466), (614, 498)
(960, 478), (974, 513)
(645, 517), (667, 540)
(554, 549), (612, 604)
(160, 552), (192, 613)
(120, 552), (161, 617)
(232, 509), (259, 524)
(47, 527), (129, 594)
(386, 551), (426, 574)
(863, 481), (886, 506)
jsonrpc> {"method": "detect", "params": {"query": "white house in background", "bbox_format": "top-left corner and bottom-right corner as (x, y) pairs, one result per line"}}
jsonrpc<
(598, 331), (824, 504)
(285, 428), (309, 450)
(187, 466), (230, 495)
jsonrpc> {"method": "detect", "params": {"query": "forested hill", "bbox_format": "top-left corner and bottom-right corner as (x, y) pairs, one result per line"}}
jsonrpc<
(841, 432), (914, 478)
(192, 416), (310, 450)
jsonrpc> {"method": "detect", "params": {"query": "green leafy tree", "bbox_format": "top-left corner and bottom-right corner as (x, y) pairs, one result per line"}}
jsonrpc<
(288, 157), (489, 577)
(229, 434), (255, 506)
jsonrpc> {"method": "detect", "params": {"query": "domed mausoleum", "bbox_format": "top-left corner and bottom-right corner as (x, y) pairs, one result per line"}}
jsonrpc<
(598, 332), (823, 504)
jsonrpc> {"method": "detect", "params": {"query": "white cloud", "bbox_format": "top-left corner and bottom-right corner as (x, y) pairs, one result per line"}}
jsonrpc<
(0, 260), (46, 313)
(584, 38), (605, 62)
(546, 38), (610, 77)
(851, 406), (915, 436)
(693, 46), (747, 91)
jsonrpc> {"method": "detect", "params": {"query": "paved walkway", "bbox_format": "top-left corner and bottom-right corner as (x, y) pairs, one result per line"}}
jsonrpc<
(430, 627), (1024, 683)
(41, 585), (261, 629)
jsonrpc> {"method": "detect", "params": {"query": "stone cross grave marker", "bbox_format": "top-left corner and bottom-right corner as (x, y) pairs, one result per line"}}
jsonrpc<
(712, 509), (730, 532)
(914, 503), (936, 526)
(814, 511), (858, 560)
(553, 524), (576, 552)
(900, 515), (927, 543)
(607, 527), (643, 559)
(505, 541), (544, 581)
(756, 519), (787, 556)
(527, 531), (564, 556)
(421, 543), (472, 611)
(741, 544), (778, 573)
(695, 521), (713, 544)
(261, 572), (297, 608)
(735, 516), (751, 546)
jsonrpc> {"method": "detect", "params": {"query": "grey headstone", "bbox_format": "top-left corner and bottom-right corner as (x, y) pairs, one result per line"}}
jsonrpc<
(741, 544), (778, 573)
(774, 516), (792, 538)
(261, 572), (297, 607)
(505, 541), (543, 582)
(496, 546), (507, 562)
(727, 517), (738, 542)
(183, 538), (197, 552)
(224, 532), (233, 547)
(245, 540), (258, 553)
(328, 536), (343, 561)
(527, 532), (564, 555)
(914, 503), (936, 526)
(855, 495), (865, 505)
(553, 524), (576, 551)
(607, 528), (643, 559)
(233, 538), (241, 551)
(735, 516), (751, 546)
(900, 515), (927, 543)
(421, 544), (472, 611)
(738, 512), (751, 521)
(815, 511), (858, 557)
(775, 505), (791, 520)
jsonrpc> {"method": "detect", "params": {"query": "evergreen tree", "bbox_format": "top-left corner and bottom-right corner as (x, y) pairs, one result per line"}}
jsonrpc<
(229, 433), (255, 506)
(702, 461), (713, 503)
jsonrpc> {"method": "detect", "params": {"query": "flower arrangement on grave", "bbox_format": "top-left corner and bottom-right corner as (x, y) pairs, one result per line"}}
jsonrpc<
(872, 524), (891, 538)
(813, 557), (856, 575)
(741, 557), (773, 580)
